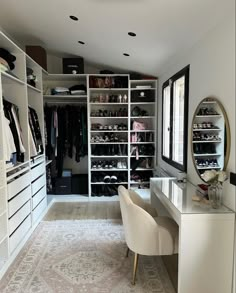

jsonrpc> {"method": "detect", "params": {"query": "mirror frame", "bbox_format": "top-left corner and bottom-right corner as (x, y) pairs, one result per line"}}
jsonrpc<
(191, 97), (231, 182)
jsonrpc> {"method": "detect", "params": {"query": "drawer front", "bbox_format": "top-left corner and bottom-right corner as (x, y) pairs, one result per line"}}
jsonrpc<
(7, 172), (31, 200)
(31, 174), (46, 195)
(32, 186), (46, 210)
(9, 215), (31, 254)
(31, 163), (45, 182)
(8, 186), (31, 218)
(0, 160), (5, 187)
(32, 197), (47, 224)
(9, 201), (31, 235)
(30, 156), (44, 167)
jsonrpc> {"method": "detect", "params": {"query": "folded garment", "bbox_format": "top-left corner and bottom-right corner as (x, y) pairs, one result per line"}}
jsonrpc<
(70, 90), (86, 95)
(69, 84), (87, 93)
(51, 87), (70, 95)
(0, 48), (16, 70)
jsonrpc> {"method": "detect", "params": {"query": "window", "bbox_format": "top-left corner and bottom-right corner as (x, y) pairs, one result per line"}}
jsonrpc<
(162, 65), (189, 171)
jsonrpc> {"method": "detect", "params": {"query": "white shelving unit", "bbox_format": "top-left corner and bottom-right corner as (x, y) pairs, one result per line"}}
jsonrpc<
(129, 80), (157, 192)
(192, 99), (226, 173)
(0, 31), (47, 275)
(88, 76), (157, 197)
(88, 74), (130, 197)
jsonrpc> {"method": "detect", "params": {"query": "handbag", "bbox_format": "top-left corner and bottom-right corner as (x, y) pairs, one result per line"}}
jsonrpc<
(132, 120), (146, 131)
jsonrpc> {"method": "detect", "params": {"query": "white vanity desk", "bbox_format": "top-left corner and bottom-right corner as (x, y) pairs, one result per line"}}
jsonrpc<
(150, 178), (235, 293)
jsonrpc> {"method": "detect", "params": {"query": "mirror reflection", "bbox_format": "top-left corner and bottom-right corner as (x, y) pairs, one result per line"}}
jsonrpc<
(191, 97), (230, 182)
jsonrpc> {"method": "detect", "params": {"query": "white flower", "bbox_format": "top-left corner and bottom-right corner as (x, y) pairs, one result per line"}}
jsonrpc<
(217, 171), (228, 183)
(201, 170), (218, 183)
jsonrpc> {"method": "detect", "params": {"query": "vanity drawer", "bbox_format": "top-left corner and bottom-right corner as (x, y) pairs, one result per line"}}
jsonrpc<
(7, 172), (31, 200)
(9, 200), (31, 235)
(32, 186), (46, 210)
(31, 163), (45, 182)
(9, 215), (31, 254)
(8, 186), (31, 218)
(31, 174), (46, 195)
(32, 197), (47, 224)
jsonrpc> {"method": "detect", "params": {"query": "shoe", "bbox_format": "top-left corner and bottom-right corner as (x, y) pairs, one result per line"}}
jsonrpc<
(110, 175), (117, 183)
(104, 175), (111, 183)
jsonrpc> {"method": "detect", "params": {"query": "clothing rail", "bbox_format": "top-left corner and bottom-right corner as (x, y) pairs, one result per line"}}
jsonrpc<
(45, 101), (87, 104)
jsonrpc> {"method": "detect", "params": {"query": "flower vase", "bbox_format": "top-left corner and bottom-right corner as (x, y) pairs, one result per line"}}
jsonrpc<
(208, 183), (223, 209)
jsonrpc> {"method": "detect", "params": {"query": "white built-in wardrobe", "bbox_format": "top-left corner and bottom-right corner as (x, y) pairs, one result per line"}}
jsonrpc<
(0, 30), (157, 276)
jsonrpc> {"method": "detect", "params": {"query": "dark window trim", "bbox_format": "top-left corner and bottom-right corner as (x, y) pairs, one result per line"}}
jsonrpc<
(161, 65), (190, 172)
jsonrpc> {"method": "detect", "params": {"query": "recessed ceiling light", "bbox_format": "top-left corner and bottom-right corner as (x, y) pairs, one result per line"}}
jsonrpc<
(78, 41), (85, 45)
(123, 53), (130, 56)
(70, 15), (78, 21)
(128, 32), (136, 37)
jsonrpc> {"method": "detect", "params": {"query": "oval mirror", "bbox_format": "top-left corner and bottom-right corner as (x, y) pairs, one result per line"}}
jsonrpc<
(191, 97), (230, 182)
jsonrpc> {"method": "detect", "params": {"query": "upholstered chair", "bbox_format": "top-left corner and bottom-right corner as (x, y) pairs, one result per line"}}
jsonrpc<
(118, 185), (178, 285)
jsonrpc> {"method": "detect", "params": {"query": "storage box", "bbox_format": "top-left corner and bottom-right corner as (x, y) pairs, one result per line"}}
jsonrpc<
(72, 174), (88, 194)
(55, 177), (71, 194)
(63, 58), (84, 74)
(26, 46), (47, 71)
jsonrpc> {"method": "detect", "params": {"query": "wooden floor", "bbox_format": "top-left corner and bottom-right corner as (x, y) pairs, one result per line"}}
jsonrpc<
(43, 201), (121, 221)
(43, 201), (177, 292)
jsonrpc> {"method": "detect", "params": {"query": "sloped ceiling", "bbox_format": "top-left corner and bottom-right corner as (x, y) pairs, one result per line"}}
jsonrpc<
(0, 0), (234, 75)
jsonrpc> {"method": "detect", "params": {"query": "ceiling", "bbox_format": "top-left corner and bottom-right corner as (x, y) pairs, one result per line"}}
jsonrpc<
(0, 0), (234, 75)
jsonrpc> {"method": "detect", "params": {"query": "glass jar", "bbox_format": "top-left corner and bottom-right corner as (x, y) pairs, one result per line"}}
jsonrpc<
(208, 182), (223, 209)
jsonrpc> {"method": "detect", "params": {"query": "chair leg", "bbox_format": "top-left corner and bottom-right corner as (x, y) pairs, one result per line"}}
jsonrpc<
(126, 247), (129, 258)
(132, 253), (139, 285)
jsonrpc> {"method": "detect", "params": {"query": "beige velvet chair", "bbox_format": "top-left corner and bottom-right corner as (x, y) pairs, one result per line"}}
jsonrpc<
(118, 185), (178, 285)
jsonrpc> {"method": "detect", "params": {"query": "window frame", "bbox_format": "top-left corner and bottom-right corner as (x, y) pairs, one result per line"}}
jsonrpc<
(161, 65), (190, 172)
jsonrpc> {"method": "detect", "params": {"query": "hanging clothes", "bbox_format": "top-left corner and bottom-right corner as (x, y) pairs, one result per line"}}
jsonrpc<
(3, 99), (25, 162)
(2, 116), (16, 162)
(44, 104), (88, 178)
(28, 106), (44, 157)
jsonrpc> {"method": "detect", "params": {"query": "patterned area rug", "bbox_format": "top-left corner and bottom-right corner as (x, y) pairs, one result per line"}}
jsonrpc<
(0, 220), (175, 293)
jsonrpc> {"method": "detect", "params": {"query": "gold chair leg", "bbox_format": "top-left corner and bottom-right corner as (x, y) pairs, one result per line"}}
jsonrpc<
(126, 247), (129, 258)
(132, 253), (139, 285)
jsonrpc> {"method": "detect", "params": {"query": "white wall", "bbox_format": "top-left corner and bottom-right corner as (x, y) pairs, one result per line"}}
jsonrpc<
(157, 12), (235, 211)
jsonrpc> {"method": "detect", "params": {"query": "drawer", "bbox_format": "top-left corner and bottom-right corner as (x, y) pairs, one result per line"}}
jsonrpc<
(9, 201), (31, 235)
(31, 174), (46, 195)
(7, 172), (31, 200)
(32, 197), (47, 224)
(8, 186), (31, 218)
(31, 163), (45, 182)
(32, 186), (46, 209)
(9, 215), (31, 254)
(30, 156), (44, 167)
(0, 160), (5, 187)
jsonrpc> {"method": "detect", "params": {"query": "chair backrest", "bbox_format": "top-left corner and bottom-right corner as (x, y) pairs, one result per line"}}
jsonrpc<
(118, 185), (160, 255)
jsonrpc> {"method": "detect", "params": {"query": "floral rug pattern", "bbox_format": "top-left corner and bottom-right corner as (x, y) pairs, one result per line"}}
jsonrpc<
(0, 220), (175, 293)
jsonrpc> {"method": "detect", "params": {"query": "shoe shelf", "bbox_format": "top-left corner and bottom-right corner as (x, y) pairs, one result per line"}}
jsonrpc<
(90, 116), (128, 119)
(90, 103), (128, 105)
(89, 88), (129, 91)
(130, 142), (154, 144)
(131, 116), (155, 119)
(197, 166), (221, 170)
(130, 181), (150, 184)
(91, 169), (128, 171)
(27, 83), (42, 93)
(130, 130), (154, 132)
(90, 142), (128, 144)
(195, 115), (222, 118)
(132, 168), (155, 171)
(91, 155), (128, 158)
(193, 128), (222, 131)
(91, 182), (128, 185)
(88, 76), (157, 197)
(192, 140), (221, 143)
(193, 153), (222, 157)
(1, 71), (25, 85)
(192, 99), (227, 176)
(90, 130), (128, 133)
